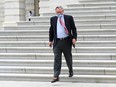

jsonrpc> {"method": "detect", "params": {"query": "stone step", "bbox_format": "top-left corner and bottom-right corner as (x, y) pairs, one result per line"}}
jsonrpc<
(65, 10), (116, 13)
(17, 19), (116, 26)
(0, 9), (4, 13)
(77, 24), (116, 29)
(0, 18), (4, 22)
(78, 29), (116, 35)
(1, 29), (116, 35)
(17, 21), (49, 26)
(0, 66), (115, 75)
(31, 15), (116, 21)
(1, 0), (116, 83)
(0, 47), (75, 53)
(4, 25), (50, 30)
(76, 41), (116, 47)
(0, 41), (114, 47)
(0, 13), (4, 17)
(0, 35), (115, 41)
(0, 4), (4, 8)
(67, 2), (116, 8)
(4, 24), (116, 30)
(75, 60), (116, 67)
(79, 0), (115, 3)
(0, 47), (115, 53)
(0, 59), (116, 67)
(0, 22), (3, 26)
(0, 73), (116, 83)
(78, 35), (116, 41)
(0, 0), (4, 3)
(76, 20), (116, 24)
(0, 30), (50, 36)
(0, 29), (116, 36)
(76, 47), (116, 53)
(42, 10), (116, 16)
(0, 53), (114, 60)
(0, 35), (49, 41)
(65, 6), (116, 11)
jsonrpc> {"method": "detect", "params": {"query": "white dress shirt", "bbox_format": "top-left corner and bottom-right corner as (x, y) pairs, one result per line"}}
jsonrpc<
(57, 14), (68, 38)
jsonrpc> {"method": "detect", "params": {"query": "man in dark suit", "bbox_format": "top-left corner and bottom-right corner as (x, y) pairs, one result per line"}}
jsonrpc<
(49, 6), (77, 83)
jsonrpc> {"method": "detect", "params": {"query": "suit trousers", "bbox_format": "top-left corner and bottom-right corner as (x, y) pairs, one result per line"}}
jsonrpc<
(53, 38), (73, 77)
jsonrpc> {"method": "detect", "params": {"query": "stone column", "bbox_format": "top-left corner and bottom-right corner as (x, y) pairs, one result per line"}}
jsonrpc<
(34, 0), (39, 16)
(3, 0), (26, 26)
(39, 0), (50, 16)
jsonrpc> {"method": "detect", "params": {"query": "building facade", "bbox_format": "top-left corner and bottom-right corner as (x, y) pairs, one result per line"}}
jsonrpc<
(0, 0), (80, 26)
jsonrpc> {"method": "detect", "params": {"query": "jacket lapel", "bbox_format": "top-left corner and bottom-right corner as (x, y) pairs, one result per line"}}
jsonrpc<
(64, 15), (69, 32)
(54, 16), (58, 38)
(54, 16), (58, 30)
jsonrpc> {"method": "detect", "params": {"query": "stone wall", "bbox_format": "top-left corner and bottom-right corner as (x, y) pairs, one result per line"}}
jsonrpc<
(39, 0), (79, 16)
(1, 0), (80, 26)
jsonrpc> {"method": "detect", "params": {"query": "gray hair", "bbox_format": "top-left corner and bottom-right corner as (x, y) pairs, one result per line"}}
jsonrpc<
(55, 6), (64, 10)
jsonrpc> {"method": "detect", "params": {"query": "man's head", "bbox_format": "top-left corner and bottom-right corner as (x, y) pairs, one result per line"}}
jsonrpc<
(55, 6), (64, 14)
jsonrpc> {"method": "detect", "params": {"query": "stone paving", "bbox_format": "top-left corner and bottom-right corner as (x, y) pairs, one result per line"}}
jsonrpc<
(0, 81), (116, 87)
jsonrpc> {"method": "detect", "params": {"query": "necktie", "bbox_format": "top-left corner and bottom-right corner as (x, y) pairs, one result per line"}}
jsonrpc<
(59, 15), (69, 34)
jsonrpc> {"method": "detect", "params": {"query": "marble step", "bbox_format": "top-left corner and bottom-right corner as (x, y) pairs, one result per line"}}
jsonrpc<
(0, 0), (4, 3)
(0, 9), (4, 13)
(0, 29), (116, 35)
(42, 10), (116, 16)
(0, 13), (4, 17)
(0, 66), (115, 75)
(0, 4), (4, 8)
(0, 18), (4, 22)
(0, 53), (114, 60)
(67, 2), (116, 8)
(79, 0), (115, 3)
(64, 6), (116, 11)
(0, 59), (116, 67)
(77, 29), (116, 35)
(0, 73), (116, 83)
(17, 19), (116, 26)
(0, 41), (115, 47)
(64, 9), (116, 13)
(76, 41), (116, 47)
(4, 24), (116, 30)
(77, 35), (116, 41)
(77, 24), (116, 29)
(0, 47), (115, 53)
(0, 30), (50, 36)
(31, 15), (116, 21)
(0, 35), (115, 41)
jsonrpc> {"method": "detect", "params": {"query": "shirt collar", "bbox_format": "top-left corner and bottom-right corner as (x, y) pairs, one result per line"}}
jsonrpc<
(57, 13), (64, 18)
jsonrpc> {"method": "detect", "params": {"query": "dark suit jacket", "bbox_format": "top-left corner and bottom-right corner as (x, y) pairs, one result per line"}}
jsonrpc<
(49, 15), (77, 47)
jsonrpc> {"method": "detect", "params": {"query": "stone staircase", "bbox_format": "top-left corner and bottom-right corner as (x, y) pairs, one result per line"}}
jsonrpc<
(0, 0), (116, 83)
(0, 0), (4, 26)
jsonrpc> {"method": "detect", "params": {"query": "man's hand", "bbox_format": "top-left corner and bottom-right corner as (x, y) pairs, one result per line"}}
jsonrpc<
(48, 42), (53, 47)
(72, 39), (76, 45)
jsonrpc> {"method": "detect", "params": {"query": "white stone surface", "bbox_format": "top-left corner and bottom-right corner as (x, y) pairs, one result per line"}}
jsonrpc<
(39, 0), (79, 15)
(0, 81), (115, 87)
(0, 0), (116, 83)
(0, 0), (4, 26)
(3, 0), (26, 26)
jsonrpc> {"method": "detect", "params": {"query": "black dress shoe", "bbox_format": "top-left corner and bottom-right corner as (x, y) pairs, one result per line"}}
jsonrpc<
(51, 77), (59, 83)
(69, 72), (73, 77)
